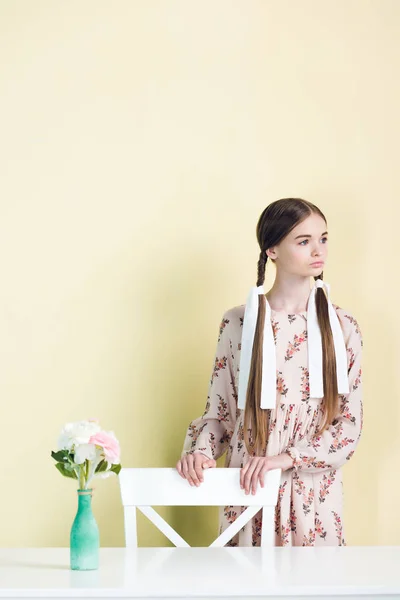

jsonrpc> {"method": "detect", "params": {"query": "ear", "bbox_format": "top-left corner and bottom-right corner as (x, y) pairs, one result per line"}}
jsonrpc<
(266, 247), (277, 261)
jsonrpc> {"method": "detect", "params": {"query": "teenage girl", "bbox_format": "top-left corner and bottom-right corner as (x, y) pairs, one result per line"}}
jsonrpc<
(176, 198), (363, 546)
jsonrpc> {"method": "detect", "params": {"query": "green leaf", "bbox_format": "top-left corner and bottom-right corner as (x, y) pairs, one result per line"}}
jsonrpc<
(55, 462), (78, 480)
(110, 463), (121, 476)
(51, 450), (70, 463)
(95, 459), (107, 473)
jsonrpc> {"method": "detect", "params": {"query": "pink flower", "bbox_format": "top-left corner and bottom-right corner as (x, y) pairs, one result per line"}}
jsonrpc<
(89, 430), (120, 464)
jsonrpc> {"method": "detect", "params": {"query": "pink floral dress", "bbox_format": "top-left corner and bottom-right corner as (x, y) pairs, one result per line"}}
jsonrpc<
(181, 302), (363, 546)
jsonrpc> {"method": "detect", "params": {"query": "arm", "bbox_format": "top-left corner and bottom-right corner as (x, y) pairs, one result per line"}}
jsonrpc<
(181, 310), (238, 461)
(285, 311), (363, 474)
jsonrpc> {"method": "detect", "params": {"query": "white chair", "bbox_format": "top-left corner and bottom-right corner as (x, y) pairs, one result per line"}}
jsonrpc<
(119, 467), (281, 548)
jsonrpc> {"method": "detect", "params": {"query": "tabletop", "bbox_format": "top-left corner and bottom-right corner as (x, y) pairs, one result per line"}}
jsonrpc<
(0, 546), (399, 599)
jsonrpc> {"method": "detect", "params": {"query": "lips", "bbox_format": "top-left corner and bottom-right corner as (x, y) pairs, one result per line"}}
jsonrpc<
(310, 262), (324, 266)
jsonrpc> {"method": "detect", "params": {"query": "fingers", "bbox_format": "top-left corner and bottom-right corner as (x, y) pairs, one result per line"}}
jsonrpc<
(240, 460), (251, 489)
(180, 455), (269, 493)
(193, 454), (204, 484)
(176, 459), (184, 478)
(259, 464), (269, 488)
(180, 455), (190, 483)
(251, 461), (264, 495)
(202, 459), (216, 469)
(182, 454), (197, 486)
(242, 458), (259, 495)
(240, 458), (270, 495)
(179, 453), (210, 487)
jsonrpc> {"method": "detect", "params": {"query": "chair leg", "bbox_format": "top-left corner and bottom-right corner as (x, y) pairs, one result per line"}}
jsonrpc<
(124, 506), (138, 548)
(261, 505), (275, 547)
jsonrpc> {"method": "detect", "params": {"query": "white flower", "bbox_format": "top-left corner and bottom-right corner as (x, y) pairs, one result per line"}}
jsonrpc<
(99, 471), (116, 479)
(57, 420), (101, 451)
(86, 446), (104, 485)
(74, 443), (97, 465)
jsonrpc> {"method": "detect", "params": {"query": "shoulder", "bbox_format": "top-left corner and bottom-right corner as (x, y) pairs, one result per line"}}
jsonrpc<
(217, 304), (246, 342)
(332, 303), (363, 347)
(222, 304), (246, 324)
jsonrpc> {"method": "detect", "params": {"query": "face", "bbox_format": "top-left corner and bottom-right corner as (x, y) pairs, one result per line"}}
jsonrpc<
(266, 212), (328, 277)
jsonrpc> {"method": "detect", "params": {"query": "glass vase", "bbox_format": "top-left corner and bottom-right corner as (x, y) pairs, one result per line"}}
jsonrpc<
(70, 488), (99, 570)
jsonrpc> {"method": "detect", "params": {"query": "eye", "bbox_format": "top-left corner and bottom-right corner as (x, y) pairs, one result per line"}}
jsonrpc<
(299, 237), (328, 246)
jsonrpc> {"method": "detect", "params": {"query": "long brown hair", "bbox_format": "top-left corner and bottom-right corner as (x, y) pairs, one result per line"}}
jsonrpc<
(243, 198), (338, 456)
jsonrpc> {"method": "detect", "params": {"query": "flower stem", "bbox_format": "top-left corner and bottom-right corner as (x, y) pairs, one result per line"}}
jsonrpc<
(79, 465), (85, 489)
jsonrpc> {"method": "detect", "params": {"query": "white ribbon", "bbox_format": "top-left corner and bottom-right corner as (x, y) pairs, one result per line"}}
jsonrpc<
(307, 279), (349, 397)
(237, 285), (276, 410)
(238, 279), (349, 411)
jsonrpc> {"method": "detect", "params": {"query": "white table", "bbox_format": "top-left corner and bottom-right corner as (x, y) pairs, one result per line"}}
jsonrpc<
(0, 547), (399, 599)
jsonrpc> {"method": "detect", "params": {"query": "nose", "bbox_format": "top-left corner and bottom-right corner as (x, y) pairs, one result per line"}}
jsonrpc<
(312, 244), (323, 257)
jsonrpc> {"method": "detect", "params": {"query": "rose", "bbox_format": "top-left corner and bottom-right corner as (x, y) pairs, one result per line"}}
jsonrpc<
(89, 430), (120, 464)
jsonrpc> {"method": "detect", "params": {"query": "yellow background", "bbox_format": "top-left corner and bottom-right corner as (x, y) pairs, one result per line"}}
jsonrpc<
(1, 0), (398, 547)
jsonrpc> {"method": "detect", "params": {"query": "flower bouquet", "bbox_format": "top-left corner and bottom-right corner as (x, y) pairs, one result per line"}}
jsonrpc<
(51, 418), (122, 571)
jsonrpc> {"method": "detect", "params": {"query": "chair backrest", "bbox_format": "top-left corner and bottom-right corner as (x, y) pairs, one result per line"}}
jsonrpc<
(119, 467), (281, 548)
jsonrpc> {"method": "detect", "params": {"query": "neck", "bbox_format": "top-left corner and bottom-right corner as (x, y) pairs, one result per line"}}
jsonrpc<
(265, 274), (314, 313)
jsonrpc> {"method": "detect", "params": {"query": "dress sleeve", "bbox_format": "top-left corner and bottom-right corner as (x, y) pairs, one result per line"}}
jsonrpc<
(285, 309), (363, 474)
(181, 310), (238, 461)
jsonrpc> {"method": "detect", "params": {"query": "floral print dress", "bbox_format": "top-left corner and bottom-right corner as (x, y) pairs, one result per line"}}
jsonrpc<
(181, 301), (363, 546)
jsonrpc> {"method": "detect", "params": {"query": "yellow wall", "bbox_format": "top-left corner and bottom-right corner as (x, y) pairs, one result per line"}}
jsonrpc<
(1, 0), (398, 547)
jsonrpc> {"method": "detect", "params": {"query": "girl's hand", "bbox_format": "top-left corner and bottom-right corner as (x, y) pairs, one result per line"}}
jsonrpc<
(240, 453), (293, 495)
(176, 452), (217, 487)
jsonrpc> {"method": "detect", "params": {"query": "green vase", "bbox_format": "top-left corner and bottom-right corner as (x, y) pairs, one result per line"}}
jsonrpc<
(70, 488), (99, 570)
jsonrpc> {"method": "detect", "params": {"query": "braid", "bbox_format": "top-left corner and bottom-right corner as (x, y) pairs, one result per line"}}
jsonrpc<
(314, 274), (325, 303)
(256, 250), (268, 287)
(312, 271), (339, 436)
(243, 250), (269, 456)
